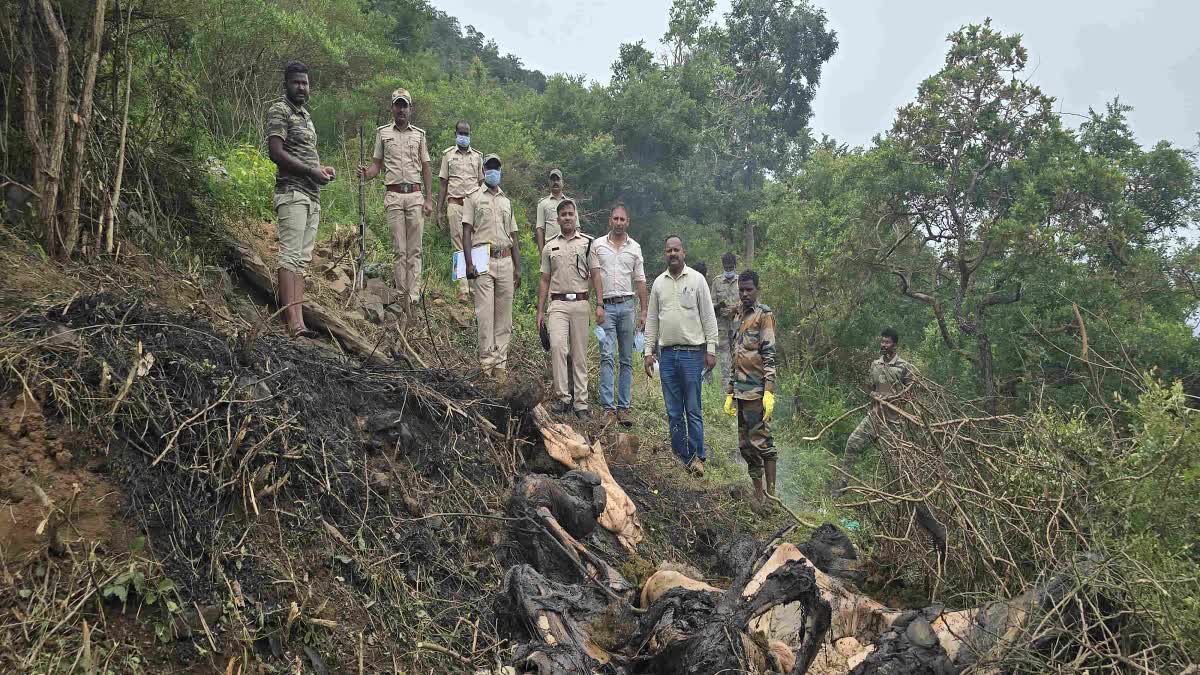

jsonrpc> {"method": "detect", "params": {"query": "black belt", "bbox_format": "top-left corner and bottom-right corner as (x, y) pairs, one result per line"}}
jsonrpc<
(662, 344), (703, 352)
(551, 292), (589, 301)
(386, 183), (422, 194)
(603, 295), (633, 304)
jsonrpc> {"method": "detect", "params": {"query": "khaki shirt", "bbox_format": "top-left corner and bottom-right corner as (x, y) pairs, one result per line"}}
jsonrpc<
(712, 274), (740, 322)
(438, 146), (483, 199)
(462, 187), (516, 250)
(264, 98), (321, 201)
(540, 230), (599, 294)
(870, 354), (915, 397)
(593, 234), (646, 298)
(373, 123), (429, 185)
(535, 194), (572, 240)
(729, 303), (777, 399)
(644, 266), (719, 355)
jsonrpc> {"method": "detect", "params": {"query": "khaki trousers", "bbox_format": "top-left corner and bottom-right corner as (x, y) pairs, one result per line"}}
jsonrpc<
(273, 190), (320, 273)
(446, 202), (471, 296)
(471, 256), (514, 370)
(548, 299), (590, 410)
(385, 190), (424, 303)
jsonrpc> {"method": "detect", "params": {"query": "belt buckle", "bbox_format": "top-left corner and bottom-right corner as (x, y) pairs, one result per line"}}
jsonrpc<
(565, 293), (577, 301)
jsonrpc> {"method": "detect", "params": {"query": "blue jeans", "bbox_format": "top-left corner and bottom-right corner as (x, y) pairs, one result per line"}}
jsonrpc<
(599, 298), (636, 410)
(659, 347), (706, 464)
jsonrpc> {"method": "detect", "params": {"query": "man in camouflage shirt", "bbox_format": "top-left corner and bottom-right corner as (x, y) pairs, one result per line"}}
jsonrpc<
(723, 269), (778, 513)
(265, 60), (336, 338)
(834, 327), (947, 558)
(711, 252), (740, 387)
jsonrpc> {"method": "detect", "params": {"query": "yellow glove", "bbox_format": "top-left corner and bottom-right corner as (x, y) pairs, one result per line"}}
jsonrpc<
(724, 394), (737, 417)
(763, 391), (776, 421)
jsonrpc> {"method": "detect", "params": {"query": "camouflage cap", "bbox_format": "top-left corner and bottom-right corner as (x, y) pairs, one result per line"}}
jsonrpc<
(549, 168), (563, 179)
(390, 88), (412, 105)
(483, 153), (502, 167)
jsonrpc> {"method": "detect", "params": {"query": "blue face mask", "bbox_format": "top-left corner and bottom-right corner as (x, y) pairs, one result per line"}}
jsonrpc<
(456, 134), (470, 148)
(724, 270), (736, 280)
(483, 169), (501, 187)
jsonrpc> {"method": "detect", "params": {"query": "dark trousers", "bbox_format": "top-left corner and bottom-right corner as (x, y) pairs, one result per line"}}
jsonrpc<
(659, 347), (706, 464)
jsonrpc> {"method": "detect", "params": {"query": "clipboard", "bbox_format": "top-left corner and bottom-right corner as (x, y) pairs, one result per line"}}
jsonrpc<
(452, 244), (491, 280)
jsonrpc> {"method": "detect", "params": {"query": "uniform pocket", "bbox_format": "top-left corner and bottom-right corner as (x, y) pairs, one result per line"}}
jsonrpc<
(679, 288), (696, 310)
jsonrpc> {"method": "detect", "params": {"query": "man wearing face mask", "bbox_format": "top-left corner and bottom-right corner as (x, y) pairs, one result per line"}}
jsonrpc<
(437, 120), (484, 303)
(357, 88), (432, 308)
(462, 154), (522, 382)
(535, 169), (572, 252)
(537, 199), (605, 417)
(712, 252), (740, 387)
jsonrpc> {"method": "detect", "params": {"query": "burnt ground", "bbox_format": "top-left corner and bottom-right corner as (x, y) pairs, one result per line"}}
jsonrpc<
(0, 244), (769, 674)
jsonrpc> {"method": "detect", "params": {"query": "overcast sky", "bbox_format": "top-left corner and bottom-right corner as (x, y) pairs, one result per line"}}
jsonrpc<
(431, 0), (1199, 150)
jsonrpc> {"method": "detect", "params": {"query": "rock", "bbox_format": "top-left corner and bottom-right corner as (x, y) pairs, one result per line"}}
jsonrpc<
(369, 471), (392, 491)
(905, 616), (937, 648)
(402, 494), (423, 517)
(432, 298), (445, 307)
(43, 323), (81, 348)
(327, 277), (348, 296)
(385, 303), (406, 320)
(835, 636), (863, 657)
(365, 278), (394, 305)
(364, 303), (386, 323)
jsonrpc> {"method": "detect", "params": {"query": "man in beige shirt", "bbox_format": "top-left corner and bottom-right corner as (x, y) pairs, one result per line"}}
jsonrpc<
(643, 235), (719, 474)
(593, 202), (647, 426)
(462, 154), (521, 381)
(437, 120), (483, 303)
(535, 168), (571, 252)
(357, 88), (432, 307)
(537, 199), (604, 416)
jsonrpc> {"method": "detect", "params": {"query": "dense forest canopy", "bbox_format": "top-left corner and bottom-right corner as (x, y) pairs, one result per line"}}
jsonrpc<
(3, 0), (1199, 669)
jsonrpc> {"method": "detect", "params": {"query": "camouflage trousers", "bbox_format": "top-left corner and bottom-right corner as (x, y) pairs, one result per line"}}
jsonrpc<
(737, 397), (776, 479)
(838, 412), (947, 555)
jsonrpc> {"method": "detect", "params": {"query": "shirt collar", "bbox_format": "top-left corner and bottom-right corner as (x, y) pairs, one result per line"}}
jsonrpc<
(284, 97), (308, 116)
(667, 265), (691, 280)
(560, 228), (583, 240)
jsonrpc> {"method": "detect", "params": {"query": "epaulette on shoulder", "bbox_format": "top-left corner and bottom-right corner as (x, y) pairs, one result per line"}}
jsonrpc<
(376, 123), (391, 132)
(537, 195), (552, 204)
(758, 303), (773, 313)
(409, 125), (425, 134)
(442, 146), (457, 154)
(547, 234), (562, 242)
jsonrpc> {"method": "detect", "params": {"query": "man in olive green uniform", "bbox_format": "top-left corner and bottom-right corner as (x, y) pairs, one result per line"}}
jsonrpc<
(834, 328), (947, 556)
(357, 88), (432, 306)
(265, 60), (335, 338)
(712, 253), (740, 387)
(723, 270), (778, 513)
(462, 154), (521, 381)
(437, 120), (483, 303)
(537, 199), (604, 416)
(535, 169), (571, 252)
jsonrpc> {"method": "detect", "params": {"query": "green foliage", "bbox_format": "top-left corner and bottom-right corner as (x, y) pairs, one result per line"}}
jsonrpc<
(204, 142), (277, 223)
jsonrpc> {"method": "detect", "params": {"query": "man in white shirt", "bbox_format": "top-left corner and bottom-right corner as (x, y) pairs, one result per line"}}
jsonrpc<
(643, 235), (719, 474)
(593, 202), (648, 427)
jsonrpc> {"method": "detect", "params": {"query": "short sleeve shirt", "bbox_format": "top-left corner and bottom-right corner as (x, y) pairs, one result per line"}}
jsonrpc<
(593, 234), (646, 298)
(373, 124), (429, 185)
(438, 147), (483, 199)
(264, 99), (321, 201)
(540, 231), (599, 294)
(536, 194), (572, 240)
(462, 187), (516, 249)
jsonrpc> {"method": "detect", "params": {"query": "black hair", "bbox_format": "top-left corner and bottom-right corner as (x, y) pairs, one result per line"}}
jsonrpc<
(664, 234), (683, 246)
(881, 327), (899, 344)
(693, 262), (708, 277)
(284, 60), (308, 79)
(739, 269), (759, 288)
(722, 252), (737, 265)
(455, 120), (471, 131)
(610, 201), (629, 218)
(556, 198), (576, 215)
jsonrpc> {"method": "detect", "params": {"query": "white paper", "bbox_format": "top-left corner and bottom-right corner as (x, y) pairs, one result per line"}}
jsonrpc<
(452, 244), (491, 280)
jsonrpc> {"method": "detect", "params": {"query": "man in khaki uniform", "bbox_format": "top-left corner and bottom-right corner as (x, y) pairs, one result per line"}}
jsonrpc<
(357, 88), (432, 306)
(437, 120), (483, 303)
(712, 252), (740, 386)
(462, 154), (522, 381)
(537, 199), (605, 416)
(535, 168), (571, 252)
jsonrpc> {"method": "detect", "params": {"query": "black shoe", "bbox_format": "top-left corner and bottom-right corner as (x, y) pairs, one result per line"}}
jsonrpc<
(549, 400), (571, 415)
(574, 408), (591, 420)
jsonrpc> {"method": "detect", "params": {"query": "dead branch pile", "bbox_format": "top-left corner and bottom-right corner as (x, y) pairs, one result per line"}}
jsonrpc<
(836, 375), (1195, 671)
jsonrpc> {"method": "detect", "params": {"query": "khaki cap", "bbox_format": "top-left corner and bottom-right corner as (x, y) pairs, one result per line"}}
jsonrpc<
(483, 153), (502, 166)
(390, 88), (412, 105)
(549, 168), (563, 179)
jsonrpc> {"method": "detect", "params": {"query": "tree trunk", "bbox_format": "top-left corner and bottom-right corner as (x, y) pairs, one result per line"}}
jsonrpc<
(744, 218), (755, 267)
(976, 308), (997, 414)
(60, 0), (108, 259)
